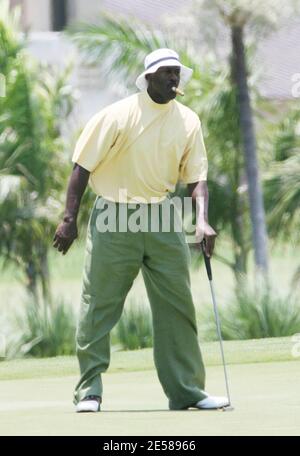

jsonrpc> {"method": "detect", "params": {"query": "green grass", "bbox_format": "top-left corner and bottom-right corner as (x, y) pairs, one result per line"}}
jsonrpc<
(0, 336), (297, 381)
(0, 334), (299, 436)
(1, 361), (299, 436)
(0, 362), (299, 436)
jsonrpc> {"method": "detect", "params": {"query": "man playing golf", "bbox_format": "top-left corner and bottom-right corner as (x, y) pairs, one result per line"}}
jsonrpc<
(53, 48), (229, 412)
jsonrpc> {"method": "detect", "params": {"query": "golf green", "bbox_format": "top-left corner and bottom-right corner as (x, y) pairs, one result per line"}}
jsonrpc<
(0, 360), (299, 436)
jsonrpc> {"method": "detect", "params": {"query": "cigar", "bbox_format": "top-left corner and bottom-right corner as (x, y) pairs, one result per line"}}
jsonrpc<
(172, 86), (184, 96)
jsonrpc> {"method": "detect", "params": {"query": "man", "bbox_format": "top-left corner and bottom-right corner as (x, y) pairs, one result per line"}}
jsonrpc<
(53, 48), (229, 412)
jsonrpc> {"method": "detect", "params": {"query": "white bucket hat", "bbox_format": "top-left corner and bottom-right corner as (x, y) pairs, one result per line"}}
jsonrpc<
(135, 48), (193, 91)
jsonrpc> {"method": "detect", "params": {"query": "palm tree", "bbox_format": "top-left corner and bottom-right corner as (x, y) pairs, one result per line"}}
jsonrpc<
(194, 0), (285, 280)
(166, 0), (299, 280)
(0, 1), (76, 303)
(229, 18), (269, 278)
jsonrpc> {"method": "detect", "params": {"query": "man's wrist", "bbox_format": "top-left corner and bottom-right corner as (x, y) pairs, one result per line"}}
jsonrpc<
(63, 214), (77, 224)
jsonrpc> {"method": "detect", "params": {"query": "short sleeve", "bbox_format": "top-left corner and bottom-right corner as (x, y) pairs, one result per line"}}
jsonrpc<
(71, 109), (119, 173)
(179, 118), (208, 184)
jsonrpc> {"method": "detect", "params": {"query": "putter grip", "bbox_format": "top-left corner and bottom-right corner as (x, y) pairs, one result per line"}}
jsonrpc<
(201, 241), (212, 280)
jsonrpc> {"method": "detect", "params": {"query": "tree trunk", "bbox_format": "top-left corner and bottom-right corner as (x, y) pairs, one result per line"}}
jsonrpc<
(231, 197), (248, 280)
(25, 259), (38, 303)
(230, 25), (269, 279)
(231, 139), (248, 280)
(40, 248), (52, 307)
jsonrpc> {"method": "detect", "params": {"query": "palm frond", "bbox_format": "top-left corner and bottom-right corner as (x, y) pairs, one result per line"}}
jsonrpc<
(264, 154), (300, 241)
(67, 14), (169, 89)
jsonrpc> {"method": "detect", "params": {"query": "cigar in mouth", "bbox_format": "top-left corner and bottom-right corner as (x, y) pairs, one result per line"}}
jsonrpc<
(172, 86), (184, 96)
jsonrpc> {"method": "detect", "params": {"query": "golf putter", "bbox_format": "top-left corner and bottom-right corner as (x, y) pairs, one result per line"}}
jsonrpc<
(201, 240), (234, 412)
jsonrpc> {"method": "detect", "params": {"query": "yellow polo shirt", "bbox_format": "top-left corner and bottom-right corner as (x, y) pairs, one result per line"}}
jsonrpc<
(72, 90), (208, 203)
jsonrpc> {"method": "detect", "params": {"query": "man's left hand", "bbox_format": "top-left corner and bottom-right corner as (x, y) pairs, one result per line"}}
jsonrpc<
(195, 222), (217, 258)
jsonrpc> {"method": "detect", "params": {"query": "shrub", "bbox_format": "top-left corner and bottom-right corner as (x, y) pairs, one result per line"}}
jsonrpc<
(113, 299), (153, 350)
(205, 285), (300, 340)
(11, 298), (76, 358)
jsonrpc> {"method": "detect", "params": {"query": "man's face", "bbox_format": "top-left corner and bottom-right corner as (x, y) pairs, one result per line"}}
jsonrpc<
(146, 66), (181, 102)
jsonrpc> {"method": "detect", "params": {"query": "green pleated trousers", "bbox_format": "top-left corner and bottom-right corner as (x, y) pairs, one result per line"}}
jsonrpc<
(73, 196), (207, 410)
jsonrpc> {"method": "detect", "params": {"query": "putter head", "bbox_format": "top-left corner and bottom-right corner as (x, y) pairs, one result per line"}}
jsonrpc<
(222, 404), (234, 412)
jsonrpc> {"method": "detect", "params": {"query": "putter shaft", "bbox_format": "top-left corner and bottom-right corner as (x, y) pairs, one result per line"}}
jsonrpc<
(208, 279), (232, 408)
(201, 241), (234, 410)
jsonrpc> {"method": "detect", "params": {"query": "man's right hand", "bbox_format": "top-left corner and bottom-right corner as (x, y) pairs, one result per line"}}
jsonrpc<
(53, 163), (90, 255)
(53, 219), (78, 255)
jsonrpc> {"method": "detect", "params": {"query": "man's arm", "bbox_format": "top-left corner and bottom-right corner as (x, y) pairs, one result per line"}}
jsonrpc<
(53, 163), (90, 255)
(188, 180), (217, 258)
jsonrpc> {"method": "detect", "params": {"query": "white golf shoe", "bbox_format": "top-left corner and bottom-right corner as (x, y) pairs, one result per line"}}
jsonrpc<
(194, 395), (229, 410)
(76, 395), (101, 413)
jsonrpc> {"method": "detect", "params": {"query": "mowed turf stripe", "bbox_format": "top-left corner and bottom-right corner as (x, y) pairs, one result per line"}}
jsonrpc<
(0, 336), (297, 381)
